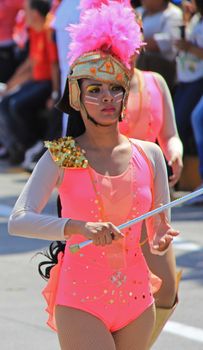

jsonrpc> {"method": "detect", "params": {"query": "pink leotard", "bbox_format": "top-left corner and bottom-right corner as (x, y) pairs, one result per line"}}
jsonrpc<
(43, 141), (161, 331)
(119, 71), (163, 142)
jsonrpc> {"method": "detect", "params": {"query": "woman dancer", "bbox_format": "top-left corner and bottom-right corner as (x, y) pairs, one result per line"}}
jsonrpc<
(8, 2), (179, 349)
(63, 1), (183, 345)
(120, 68), (183, 188)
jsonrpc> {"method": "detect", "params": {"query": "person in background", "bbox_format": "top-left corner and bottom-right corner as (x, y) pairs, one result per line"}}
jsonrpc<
(174, 0), (203, 159)
(117, 67), (183, 347)
(52, 0), (80, 136)
(0, 0), (60, 165)
(21, 0), (63, 172)
(189, 95), (203, 204)
(136, 0), (183, 91)
(182, 0), (196, 20)
(120, 68), (183, 188)
(12, 8), (29, 51)
(0, 0), (27, 159)
(0, 0), (25, 83)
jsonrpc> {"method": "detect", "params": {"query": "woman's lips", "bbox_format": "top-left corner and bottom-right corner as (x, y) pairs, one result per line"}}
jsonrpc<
(101, 107), (116, 112)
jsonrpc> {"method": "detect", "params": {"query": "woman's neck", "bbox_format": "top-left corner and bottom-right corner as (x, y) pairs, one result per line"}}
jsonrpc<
(77, 126), (124, 151)
(145, 2), (168, 15)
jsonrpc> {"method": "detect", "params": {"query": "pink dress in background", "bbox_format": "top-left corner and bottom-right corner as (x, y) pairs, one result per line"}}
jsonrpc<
(120, 71), (163, 142)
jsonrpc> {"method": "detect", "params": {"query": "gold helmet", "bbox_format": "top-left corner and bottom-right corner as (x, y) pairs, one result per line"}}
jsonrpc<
(57, 1), (143, 119)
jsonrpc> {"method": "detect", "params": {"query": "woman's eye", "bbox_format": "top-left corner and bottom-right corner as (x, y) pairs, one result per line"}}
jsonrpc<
(87, 86), (100, 93)
(111, 85), (123, 92)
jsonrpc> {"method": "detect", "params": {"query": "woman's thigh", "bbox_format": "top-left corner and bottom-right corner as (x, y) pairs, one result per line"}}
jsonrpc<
(113, 304), (155, 350)
(55, 305), (116, 350)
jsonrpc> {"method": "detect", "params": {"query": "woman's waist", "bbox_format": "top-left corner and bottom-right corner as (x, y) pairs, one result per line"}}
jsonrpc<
(64, 238), (144, 269)
(65, 222), (143, 246)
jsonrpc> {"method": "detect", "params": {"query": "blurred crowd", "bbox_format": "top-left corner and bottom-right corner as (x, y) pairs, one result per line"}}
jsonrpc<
(0, 0), (202, 201)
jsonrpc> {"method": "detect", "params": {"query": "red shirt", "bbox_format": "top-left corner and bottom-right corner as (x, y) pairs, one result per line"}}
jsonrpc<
(0, 0), (24, 42)
(29, 26), (58, 81)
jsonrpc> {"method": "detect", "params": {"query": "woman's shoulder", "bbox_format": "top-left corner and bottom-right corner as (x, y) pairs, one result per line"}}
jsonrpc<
(44, 136), (88, 169)
(130, 138), (161, 151)
(135, 69), (166, 87)
(130, 138), (163, 162)
(165, 3), (183, 18)
(149, 71), (169, 92)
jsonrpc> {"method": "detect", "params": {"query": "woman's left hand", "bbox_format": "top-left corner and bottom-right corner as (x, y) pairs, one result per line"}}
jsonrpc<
(168, 154), (183, 187)
(175, 39), (192, 52)
(150, 213), (180, 255)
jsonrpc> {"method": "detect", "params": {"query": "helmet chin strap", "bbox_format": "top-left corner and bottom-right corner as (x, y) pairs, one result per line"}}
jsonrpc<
(87, 115), (99, 126)
(80, 102), (98, 125)
(80, 102), (120, 127)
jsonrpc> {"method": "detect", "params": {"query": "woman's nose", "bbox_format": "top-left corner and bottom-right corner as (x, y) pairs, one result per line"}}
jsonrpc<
(102, 91), (114, 102)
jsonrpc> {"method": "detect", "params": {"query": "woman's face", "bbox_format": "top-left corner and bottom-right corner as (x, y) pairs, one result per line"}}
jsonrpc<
(24, 0), (36, 27)
(141, 0), (167, 12)
(80, 79), (124, 127)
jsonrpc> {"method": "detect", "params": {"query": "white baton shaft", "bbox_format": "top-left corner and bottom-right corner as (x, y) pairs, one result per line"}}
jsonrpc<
(69, 187), (203, 253)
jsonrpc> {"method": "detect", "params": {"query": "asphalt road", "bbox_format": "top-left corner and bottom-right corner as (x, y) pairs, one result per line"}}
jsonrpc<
(0, 160), (203, 350)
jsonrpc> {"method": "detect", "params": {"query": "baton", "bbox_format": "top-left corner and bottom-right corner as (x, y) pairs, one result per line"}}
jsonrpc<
(69, 187), (203, 253)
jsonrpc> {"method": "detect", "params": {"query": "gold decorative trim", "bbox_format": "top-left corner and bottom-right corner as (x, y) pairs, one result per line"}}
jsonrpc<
(45, 137), (88, 169)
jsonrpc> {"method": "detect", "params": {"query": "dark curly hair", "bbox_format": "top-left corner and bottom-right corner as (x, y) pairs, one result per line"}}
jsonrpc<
(38, 241), (65, 280)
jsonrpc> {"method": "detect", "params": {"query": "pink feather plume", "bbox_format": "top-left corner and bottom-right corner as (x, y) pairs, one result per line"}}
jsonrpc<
(79, 0), (108, 10)
(79, 0), (130, 11)
(68, 2), (143, 69)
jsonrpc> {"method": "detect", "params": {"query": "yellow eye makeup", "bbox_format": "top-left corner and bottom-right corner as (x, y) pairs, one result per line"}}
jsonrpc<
(86, 85), (101, 93)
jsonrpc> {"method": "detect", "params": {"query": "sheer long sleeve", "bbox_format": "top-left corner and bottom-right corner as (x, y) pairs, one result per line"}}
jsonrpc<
(8, 151), (68, 241)
(154, 73), (183, 162)
(136, 141), (172, 254)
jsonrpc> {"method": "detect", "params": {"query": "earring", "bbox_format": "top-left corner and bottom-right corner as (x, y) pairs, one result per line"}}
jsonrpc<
(119, 107), (126, 121)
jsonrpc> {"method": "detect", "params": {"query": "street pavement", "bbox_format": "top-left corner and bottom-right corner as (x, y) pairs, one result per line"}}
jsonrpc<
(0, 159), (203, 350)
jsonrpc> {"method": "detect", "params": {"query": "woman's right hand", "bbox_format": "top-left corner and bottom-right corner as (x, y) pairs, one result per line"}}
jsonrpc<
(64, 220), (123, 246)
(182, 1), (196, 23)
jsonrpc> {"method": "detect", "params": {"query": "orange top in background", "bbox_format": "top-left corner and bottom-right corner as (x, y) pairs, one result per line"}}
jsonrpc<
(29, 27), (58, 81)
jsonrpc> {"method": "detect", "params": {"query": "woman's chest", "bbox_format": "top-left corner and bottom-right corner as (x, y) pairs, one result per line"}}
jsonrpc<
(58, 146), (152, 224)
